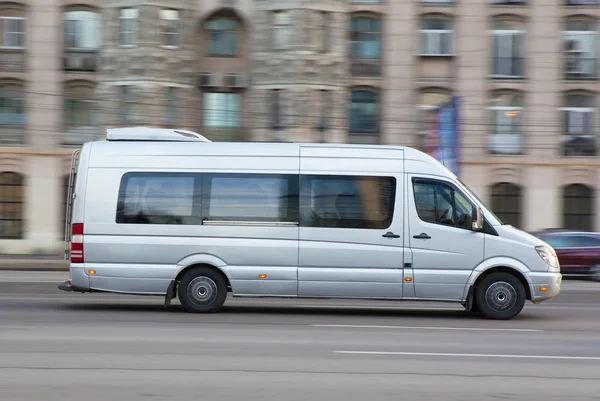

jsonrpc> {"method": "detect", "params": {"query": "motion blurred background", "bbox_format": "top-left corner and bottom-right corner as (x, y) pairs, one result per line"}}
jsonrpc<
(0, 0), (598, 257)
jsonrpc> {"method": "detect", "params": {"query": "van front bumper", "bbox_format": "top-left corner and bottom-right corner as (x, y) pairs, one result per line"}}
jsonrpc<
(528, 272), (562, 303)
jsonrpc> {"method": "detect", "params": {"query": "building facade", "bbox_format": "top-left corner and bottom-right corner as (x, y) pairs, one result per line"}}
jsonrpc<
(0, 0), (599, 255)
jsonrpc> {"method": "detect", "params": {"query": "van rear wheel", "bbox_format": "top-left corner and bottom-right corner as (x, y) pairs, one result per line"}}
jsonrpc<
(475, 272), (526, 320)
(178, 267), (227, 313)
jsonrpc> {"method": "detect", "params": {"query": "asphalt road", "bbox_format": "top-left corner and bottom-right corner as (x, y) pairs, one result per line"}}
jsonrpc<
(1, 271), (600, 401)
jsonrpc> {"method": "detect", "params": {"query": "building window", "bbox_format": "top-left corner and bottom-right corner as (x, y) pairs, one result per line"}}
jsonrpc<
(165, 87), (176, 126)
(419, 17), (453, 56)
(0, 17), (25, 49)
(0, 84), (24, 126)
(315, 90), (330, 132)
(561, 92), (596, 156)
(488, 91), (524, 154)
(64, 10), (100, 50)
(349, 15), (381, 76)
(490, 18), (525, 78)
(119, 8), (138, 47)
(64, 84), (95, 128)
(563, 19), (596, 80)
(350, 16), (380, 60)
(159, 9), (181, 48)
(203, 92), (239, 128)
(563, 184), (594, 232)
(203, 173), (299, 223)
(206, 18), (239, 56)
(273, 11), (291, 51)
(490, 183), (522, 228)
(120, 86), (136, 124)
(300, 175), (395, 229)
(0, 172), (24, 239)
(116, 173), (202, 225)
(417, 90), (450, 141)
(349, 89), (379, 134)
(566, 0), (599, 4)
(413, 180), (475, 230)
(314, 11), (329, 53)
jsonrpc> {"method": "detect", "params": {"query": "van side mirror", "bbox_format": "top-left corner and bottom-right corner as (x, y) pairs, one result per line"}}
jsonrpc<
(472, 207), (483, 231)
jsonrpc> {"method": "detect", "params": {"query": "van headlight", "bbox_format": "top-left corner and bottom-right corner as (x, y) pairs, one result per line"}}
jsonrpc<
(535, 246), (559, 268)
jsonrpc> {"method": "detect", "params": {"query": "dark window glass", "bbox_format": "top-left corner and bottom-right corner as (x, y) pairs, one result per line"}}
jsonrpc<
(413, 180), (474, 229)
(0, 172), (24, 238)
(572, 235), (600, 247)
(203, 174), (299, 223)
(116, 173), (202, 225)
(563, 184), (594, 232)
(300, 175), (395, 229)
(490, 183), (522, 228)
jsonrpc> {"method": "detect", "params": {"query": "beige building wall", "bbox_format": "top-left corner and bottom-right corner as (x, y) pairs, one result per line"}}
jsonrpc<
(2, 0), (600, 254)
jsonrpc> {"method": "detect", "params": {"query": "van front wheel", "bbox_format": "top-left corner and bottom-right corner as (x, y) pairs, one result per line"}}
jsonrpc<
(475, 272), (526, 320)
(178, 267), (227, 313)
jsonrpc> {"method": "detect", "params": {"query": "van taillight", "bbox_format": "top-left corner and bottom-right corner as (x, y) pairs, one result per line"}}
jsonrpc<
(71, 223), (84, 263)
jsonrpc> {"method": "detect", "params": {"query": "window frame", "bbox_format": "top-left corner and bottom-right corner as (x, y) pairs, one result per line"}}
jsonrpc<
(412, 177), (481, 232)
(299, 174), (397, 230)
(119, 8), (138, 48)
(272, 11), (291, 51)
(0, 17), (25, 49)
(115, 172), (203, 225)
(159, 9), (181, 49)
(206, 17), (239, 57)
(202, 173), (300, 225)
(349, 89), (380, 134)
(419, 18), (453, 57)
(0, 171), (24, 239)
(350, 16), (381, 61)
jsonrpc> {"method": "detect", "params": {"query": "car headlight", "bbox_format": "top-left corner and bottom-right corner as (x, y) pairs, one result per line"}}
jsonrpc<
(535, 246), (559, 268)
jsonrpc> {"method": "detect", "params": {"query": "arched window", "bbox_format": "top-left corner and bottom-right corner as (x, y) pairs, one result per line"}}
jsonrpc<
(488, 90), (524, 154)
(563, 184), (594, 231)
(490, 183), (522, 228)
(206, 17), (240, 56)
(349, 89), (379, 134)
(0, 172), (24, 239)
(490, 16), (525, 78)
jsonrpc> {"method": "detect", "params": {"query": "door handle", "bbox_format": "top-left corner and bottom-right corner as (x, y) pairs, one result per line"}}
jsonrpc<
(413, 233), (431, 240)
(382, 231), (400, 238)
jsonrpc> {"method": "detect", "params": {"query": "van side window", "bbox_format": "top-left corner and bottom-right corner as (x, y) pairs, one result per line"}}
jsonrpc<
(413, 181), (474, 229)
(300, 175), (396, 229)
(116, 173), (202, 225)
(202, 174), (299, 223)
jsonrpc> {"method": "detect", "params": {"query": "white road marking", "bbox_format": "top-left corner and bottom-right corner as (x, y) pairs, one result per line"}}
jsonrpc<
(312, 324), (542, 332)
(333, 350), (600, 361)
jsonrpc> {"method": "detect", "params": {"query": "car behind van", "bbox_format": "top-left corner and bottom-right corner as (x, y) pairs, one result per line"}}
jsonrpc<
(58, 127), (562, 320)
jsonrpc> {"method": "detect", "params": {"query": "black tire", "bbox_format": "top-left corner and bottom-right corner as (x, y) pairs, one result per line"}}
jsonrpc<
(474, 272), (526, 320)
(177, 267), (227, 313)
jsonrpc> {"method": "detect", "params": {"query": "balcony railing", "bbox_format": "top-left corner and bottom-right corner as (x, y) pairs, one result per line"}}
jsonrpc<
(564, 57), (596, 80)
(0, 125), (25, 145)
(491, 57), (525, 79)
(0, 50), (25, 72)
(489, 133), (523, 154)
(562, 134), (597, 156)
(64, 49), (99, 72)
(350, 58), (381, 77)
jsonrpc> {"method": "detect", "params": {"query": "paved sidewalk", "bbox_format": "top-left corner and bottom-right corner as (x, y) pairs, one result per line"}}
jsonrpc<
(0, 256), (68, 271)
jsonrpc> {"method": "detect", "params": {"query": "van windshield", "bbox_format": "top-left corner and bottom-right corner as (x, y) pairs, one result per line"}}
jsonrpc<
(456, 179), (505, 225)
